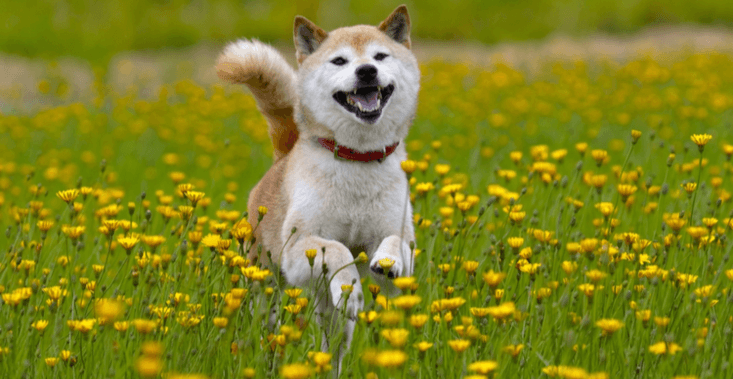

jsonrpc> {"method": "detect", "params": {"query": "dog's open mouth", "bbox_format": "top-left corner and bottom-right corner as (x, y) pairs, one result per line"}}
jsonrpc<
(333, 84), (395, 124)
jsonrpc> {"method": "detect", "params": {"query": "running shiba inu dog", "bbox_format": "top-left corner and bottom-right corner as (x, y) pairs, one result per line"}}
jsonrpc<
(216, 5), (418, 361)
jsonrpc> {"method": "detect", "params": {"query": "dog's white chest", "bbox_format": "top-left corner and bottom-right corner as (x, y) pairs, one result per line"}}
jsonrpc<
(286, 151), (409, 250)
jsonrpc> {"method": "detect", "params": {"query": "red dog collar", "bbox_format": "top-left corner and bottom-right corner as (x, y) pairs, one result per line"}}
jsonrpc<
(317, 138), (399, 163)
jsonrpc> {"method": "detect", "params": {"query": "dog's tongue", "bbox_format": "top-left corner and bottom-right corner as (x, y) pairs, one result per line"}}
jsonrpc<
(348, 90), (379, 111)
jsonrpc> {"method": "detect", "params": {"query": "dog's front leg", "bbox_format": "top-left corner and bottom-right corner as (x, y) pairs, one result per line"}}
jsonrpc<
(281, 235), (362, 373)
(280, 235), (364, 320)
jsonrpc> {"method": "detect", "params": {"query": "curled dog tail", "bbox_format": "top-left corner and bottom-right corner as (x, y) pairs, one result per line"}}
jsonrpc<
(216, 39), (299, 161)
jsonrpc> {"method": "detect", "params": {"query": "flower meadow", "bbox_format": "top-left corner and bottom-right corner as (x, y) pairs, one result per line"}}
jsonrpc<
(1, 53), (733, 379)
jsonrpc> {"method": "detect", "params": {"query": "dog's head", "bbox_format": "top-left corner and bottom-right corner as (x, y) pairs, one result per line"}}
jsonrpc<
(293, 5), (420, 151)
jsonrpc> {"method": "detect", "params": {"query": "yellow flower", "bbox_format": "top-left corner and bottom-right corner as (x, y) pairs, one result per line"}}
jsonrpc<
(509, 151), (523, 163)
(401, 160), (417, 174)
(381, 328), (410, 348)
(392, 295), (421, 310)
(201, 234), (221, 248)
(305, 248), (318, 261)
(462, 260), (479, 274)
(185, 190), (206, 206)
(308, 351), (332, 373)
(94, 298), (124, 324)
(32, 320), (49, 332)
(617, 184), (637, 198)
(631, 129), (642, 143)
(409, 314), (429, 329)
(415, 182), (435, 195)
(507, 237), (524, 249)
(435, 164), (451, 176)
(60, 350), (73, 362)
(591, 149), (608, 166)
(503, 344), (524, 357)
(467, 360), (498, 374)
(359, 311), (380, 324)
(648, 341), (682, 355)
(56, 189), (79, 203)
(690, 133), (712, 151)
(414, 341), (433, 352)
(585, 269), (607, 282)
(378, 258), (395, 271)
(37, 220), (55, 232)
(117, 235), (140, 251)
(45, 357), (60, 367)
(114, 321), (130, 332)
(213, 317), (229, 328)
(482, 270), (506, 288)
(393, 276), (416, 290)
(132, 319), (158, 334)
(595, 318), (624, 335)
(374, 350), (408, 368)
(486, 302), (516, 320)
(136, 356), (163, 378)
(448, 339), (471, 352)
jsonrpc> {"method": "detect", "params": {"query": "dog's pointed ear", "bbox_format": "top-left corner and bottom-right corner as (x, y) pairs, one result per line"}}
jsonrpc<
(294, 16), (328, 64)
(378, 5), (411, 49)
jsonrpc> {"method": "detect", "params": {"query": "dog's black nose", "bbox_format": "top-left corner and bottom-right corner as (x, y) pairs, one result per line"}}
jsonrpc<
(356, 64), (378, 82)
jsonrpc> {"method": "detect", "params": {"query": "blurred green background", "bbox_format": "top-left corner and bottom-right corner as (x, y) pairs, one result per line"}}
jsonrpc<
(3, 0), (733, 63)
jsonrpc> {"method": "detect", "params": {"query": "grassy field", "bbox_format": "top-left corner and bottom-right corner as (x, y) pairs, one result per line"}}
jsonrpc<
(3, 0), (733, 62)
(0, 51), (732, 379)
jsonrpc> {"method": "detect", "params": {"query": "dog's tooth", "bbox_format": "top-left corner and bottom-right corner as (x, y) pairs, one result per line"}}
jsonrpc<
(376, 98), (381, 108)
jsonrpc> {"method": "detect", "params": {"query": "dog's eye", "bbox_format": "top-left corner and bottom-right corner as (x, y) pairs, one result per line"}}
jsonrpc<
(331, 57), (348, 66)
(374, 53), (389, 61)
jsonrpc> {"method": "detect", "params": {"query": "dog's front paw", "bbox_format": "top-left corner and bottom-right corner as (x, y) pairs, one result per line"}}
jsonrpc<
(330, 275), (364, 320)
(370, 255), (404, 279)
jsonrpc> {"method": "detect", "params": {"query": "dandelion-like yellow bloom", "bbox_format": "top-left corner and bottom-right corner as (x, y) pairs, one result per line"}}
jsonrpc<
(56, 189), (79, 203)
(185, 190), (206, 206)
(595, 318), (624, 335)
(409, 314), (428, 329)
(482, 270), (506, 288)
(503, 344), (524, 357)
(372, 349), (408, 368)
(617, 184), (637, 198)
(132, 319), (158, 334)
(414, 341), (433, 352)
(486, 302), (516, 320)
(117, 235), (139, 251)
(400, 160), (417, 174)
(136, 356), (163, 378)
(448, 339), (471, 352)
(591, 149), (608, 166)
(381, 328), (410, 348)
(631, 129), (642, 143)
(649, 341), (682, 355)
(378, 258), (395, 271)
(392, 295), (421, 310)
(393, 276), (416, 290)
(467, 360), (498, 374)
(690, 133), (712, 151)
(213, 317), (228, 328)
(31, 320), (49, 332)
(94, 298), (124, 324)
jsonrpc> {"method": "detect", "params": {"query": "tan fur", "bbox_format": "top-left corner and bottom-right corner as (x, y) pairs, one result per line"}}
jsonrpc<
(246, 153), (289, 263)
(216, 40), (299, 160)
